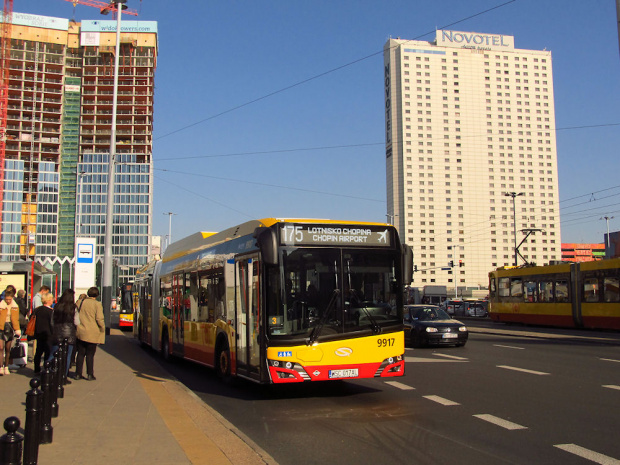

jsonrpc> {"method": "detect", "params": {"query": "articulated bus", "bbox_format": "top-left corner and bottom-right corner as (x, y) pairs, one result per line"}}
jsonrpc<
(488, 258), (620, 330)
(133, 218), (412, 384)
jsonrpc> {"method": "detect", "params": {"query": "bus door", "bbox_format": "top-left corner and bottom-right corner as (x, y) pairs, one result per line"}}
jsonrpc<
(172, 274), (185, 356)
(235, 254), (261, 381)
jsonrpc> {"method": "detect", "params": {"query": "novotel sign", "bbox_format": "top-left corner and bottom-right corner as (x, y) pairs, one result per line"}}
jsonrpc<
(437, 30), (514, 51)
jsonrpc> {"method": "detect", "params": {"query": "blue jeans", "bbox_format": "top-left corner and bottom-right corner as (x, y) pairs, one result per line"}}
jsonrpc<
(48, 344), (74, 376)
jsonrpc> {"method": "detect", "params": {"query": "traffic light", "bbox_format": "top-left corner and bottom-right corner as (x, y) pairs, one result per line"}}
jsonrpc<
(448, 260), (454, 267)
(459, 260), (464, 267)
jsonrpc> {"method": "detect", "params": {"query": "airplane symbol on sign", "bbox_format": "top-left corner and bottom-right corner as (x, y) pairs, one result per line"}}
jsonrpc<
(378, 230), (388, 243)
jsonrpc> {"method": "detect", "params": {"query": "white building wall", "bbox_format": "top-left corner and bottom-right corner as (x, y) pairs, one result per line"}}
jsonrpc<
(384, 31), (562, 293)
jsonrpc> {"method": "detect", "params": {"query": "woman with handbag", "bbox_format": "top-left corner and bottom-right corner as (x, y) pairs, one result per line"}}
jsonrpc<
(50, 289), (78, 378)
(0, 289), (21, 375)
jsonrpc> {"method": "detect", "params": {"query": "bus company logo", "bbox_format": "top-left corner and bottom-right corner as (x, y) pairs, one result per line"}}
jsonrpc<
(277, 351), (292, 358)
(335, 347), (353, 357)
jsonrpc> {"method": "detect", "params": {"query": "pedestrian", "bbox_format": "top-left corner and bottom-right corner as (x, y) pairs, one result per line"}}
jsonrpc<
(15, 289), (28, 328)
(32, 292), (54, 374)
(74, 286), (105, 381)
(50, 289), (78, 381)
(32, 285), (50, 313)
(0, 289), (21, 375)
(69, 293), (87, 368)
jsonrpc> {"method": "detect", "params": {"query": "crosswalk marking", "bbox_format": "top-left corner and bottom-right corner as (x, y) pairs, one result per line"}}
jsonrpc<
(473, 414), (527, 430)
(423, 395), (460, 406)
(600, 358), (620, 363)
(385, 381), (415, 390)
(497, 365), (550, 376)
(555, 444), (620, 464)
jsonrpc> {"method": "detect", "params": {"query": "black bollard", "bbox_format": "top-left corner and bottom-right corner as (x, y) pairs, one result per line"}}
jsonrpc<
(55, 348), (65, 399)
(23, 378), (41, 465)
(60, 339), (69, 386)
(0, 416), (23, 465)
(39, 362), (53, 444)
(49, 356), (59, 418)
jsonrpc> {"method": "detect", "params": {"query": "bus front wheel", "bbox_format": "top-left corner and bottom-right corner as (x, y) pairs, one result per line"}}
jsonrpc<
(216, 344), (231, 380)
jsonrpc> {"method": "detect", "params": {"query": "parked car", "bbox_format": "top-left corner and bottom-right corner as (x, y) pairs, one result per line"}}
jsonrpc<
(441, 299), (465, 316)
(404, 305), (468, 348)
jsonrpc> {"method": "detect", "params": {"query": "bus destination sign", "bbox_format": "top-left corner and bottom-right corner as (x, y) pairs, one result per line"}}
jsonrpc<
(280, 224), (392, 247)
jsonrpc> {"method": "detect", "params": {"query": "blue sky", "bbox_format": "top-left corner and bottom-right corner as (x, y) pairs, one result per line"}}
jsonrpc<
(16, 0), (620, 244)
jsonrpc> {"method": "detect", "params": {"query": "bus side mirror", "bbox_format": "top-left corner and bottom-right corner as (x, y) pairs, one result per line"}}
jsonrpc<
(403, 244), (413, 285)
(254, 227), (278, 266)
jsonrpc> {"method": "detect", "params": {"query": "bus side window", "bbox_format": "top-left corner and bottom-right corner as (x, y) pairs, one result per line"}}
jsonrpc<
(604, 277), (619, 303)
(555, 280), (568, 303)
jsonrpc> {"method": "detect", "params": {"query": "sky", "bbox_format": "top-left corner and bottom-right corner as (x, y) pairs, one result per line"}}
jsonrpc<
(14, 0), (620, 245)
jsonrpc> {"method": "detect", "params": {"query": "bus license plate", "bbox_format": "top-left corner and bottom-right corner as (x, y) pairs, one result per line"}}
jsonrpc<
(443, 333), (458, 339)
(329, 369), (358, 379)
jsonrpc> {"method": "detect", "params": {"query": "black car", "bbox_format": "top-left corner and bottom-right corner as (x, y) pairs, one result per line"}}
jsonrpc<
(404, 305), (468, 348)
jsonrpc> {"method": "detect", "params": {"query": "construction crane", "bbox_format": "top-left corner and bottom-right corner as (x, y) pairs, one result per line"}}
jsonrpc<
(0, 0), (13, 241)
(62, 0), (139, 17)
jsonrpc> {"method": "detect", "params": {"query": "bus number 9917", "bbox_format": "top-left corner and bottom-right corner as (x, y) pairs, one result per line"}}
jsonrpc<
(377, 338), (395, 347)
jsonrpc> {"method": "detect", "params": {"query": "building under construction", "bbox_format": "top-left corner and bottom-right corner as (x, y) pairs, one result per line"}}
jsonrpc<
(0, 11), (157, 283)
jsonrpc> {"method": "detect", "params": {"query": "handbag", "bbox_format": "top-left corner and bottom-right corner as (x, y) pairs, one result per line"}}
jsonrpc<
(25, 315), (36, 337)
(3, 322), (14, 341)
(10, 343), (25, 359)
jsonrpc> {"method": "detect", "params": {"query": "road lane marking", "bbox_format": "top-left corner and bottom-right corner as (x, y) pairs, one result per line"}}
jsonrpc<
(493, 344), (525, 350)
(433, 353), (468, 361)
(603, 385), (620, 391)
(600, 358), (620, 363)
(405, 356), (467, 363)
(385, 381), (415, 390)
(473, 414), (527, 430)
(423, 395), (460, 406)
(497, 365), (550, 376)
(554, 444), (620, 464)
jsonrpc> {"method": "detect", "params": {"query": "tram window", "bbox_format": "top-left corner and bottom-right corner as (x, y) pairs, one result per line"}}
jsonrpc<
(498, 277), (510, 297)
(555, 280), (568, 303)
(489, 277), (496, 298)
(523, 280), (536, 302)
(510, 278), (523, 299)
(538, 281), (553, 302)
(583, 277), (600, 303)
(604, 277), (619, 302)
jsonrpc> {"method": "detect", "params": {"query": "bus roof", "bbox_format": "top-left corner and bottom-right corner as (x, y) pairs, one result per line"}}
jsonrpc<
(162, 218), (392, 264)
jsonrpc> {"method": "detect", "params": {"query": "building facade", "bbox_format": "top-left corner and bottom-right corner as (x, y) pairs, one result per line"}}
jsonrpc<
(384, 30), (561, 292)
(0, 12), (157, 282)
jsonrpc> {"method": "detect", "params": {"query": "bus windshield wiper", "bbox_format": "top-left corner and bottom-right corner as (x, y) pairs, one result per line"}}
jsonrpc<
(360, 304), (382, 335)
(308, 289), (340, 345)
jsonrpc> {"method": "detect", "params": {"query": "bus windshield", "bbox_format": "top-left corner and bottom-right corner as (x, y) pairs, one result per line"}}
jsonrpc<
(267, 247), (402, 341)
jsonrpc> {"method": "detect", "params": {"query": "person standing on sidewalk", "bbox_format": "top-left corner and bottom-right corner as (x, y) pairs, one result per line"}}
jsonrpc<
(0, 290), (21, 375)
(32, 286), (50, 314)
(50, 289), (78, 380)
(32, 293), (54, 374)
(75, 287), (105, 381)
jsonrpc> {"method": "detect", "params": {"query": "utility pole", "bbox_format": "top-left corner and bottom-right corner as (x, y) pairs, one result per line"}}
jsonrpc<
(163, 212), (176, 252)
(601, 216), (615, 256)
(504, 192), (524, 266)
(102, 0), (128, 336)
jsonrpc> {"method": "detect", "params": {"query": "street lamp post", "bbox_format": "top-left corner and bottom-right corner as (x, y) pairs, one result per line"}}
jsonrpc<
(504, 192), (524, 266)
(102, 0), (127, 336)
(75, 171), (86, 237)
(601, 216), (615, 256)
(163, 212), (176, 252)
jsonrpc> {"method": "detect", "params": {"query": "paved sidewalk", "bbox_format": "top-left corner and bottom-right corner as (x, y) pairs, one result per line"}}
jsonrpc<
(0, 330), (277, 465)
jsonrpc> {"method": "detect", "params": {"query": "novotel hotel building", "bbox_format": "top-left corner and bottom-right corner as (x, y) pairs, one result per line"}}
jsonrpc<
(384, 30), (561, 293)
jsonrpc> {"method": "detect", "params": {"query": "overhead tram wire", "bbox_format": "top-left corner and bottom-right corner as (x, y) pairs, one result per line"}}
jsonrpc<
(154, 121), (620, 162)
(155, 168), (386, 203)
(154, 0), (517, 142)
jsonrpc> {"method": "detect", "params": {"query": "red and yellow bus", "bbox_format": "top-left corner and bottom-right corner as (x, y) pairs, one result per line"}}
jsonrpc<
(488, 258), (620, 330)
(134, 218), (412, 384)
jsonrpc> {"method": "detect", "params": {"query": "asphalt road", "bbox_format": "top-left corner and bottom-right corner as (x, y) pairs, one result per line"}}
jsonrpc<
(135, 323), (620, 465)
